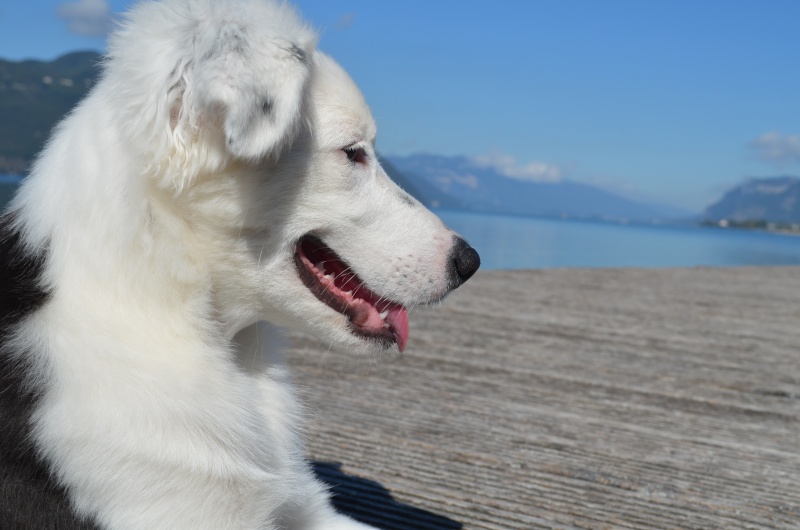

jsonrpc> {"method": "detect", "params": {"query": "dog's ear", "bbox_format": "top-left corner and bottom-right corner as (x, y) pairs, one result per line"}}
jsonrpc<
(191, 18), (316, 161)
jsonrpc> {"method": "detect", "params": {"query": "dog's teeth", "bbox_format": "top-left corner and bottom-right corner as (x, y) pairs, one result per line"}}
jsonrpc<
(324, 274), (334, 281)
(315, 262), (326, 274)
(343, 290), (353, 297)
(379, 310), (389, 320)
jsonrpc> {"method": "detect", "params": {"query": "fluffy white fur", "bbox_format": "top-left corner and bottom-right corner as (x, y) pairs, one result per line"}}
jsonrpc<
(7, 0), (463, 528)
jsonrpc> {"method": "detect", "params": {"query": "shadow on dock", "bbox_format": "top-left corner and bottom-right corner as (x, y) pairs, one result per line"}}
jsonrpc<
(313, 461), (463, 530)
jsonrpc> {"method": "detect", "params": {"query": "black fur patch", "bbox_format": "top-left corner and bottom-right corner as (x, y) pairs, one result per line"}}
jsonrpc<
(203, 27), (247, 61)
(0, 216), (49, 326)
(0, 213), (100, 528)
(397, 191), (417, 207)
(262, 96), (274, 116)
(289, 44), (309, 66)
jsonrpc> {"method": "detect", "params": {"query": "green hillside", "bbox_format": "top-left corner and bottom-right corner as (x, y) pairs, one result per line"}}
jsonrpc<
(0, 51), (102, 174)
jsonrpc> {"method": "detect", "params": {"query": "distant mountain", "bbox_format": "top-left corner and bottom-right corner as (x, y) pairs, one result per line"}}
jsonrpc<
(704, 176), (800, 223)
(387, 153), (689, 222)
(379, 156), (464, 210)
(0, 51), (102, 174)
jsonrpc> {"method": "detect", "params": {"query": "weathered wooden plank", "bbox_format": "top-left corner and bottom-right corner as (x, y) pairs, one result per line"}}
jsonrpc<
(289, 267), (800, 529)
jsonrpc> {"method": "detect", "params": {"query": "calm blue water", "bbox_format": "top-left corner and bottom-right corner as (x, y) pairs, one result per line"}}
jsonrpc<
(2, 176), (798, 270)
(438, 209), (800, 270)
(0, 175), (22, 208)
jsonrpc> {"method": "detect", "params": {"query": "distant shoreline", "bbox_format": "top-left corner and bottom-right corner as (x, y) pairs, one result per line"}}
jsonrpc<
(435, 207), (800, 238)
(699, 218), (800, 236)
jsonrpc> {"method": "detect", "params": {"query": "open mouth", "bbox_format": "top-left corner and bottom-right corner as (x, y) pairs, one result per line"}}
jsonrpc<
(294, 236), (410, 352)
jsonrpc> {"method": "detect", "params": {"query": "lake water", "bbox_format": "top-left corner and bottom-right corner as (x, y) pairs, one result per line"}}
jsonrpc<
(2, 176), (799, 270)
(0, 175), (20, 208)
(438, 210), (800, 270)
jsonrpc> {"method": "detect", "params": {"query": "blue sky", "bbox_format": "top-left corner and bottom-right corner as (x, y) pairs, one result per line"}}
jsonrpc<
(1, 0), (799, 211)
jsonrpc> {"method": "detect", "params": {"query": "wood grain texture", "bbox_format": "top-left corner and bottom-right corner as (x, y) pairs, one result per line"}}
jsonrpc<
(287, 267), (800, 530)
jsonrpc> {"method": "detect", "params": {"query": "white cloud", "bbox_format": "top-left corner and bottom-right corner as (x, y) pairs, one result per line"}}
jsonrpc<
(57, 0), (111, 37)
(472, 151), (564, 183)
(435, 172), (479, 190)
(335, 13), (356, 30)
(452, 172), (479, 189)
(750, 131), (800, 167)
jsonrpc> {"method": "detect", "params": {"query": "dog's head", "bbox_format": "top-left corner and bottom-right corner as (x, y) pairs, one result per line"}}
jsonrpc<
(112, 0), (479, 354)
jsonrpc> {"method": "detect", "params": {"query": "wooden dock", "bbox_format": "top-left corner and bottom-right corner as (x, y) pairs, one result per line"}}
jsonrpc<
(287, 267), (800, 530)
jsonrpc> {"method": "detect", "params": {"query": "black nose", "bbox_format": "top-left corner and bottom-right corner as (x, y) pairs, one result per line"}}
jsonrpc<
(449, 237), (480, 288)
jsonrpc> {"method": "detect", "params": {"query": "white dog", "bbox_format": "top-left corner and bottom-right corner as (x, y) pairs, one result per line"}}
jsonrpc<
(0, 0), (479, 528)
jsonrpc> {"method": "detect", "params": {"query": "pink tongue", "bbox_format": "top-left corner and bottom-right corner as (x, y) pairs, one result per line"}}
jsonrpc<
(385, 307), (409, 353)
(350, 303), (409, 352)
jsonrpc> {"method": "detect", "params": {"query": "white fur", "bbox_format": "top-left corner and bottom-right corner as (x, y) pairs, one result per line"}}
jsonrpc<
(8, 0), (459, 528)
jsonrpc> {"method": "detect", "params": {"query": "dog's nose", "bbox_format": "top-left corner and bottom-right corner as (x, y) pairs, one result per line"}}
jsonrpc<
(449, 237), (480, 288)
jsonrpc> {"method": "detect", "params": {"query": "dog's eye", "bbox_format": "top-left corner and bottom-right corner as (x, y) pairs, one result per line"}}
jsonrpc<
(343, 146), (368, 165)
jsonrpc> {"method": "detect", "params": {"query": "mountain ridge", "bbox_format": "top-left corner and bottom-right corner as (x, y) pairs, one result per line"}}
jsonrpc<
(387, 153), (693, 222)
(704, 176), (800, 224)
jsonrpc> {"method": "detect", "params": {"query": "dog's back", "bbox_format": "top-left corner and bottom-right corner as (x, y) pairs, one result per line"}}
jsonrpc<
(0, 214), (100, 528)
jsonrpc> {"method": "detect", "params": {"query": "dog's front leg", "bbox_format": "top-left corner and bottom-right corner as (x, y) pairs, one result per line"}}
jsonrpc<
(292, 507), (380, 530)
(278, 473), (379, 530)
